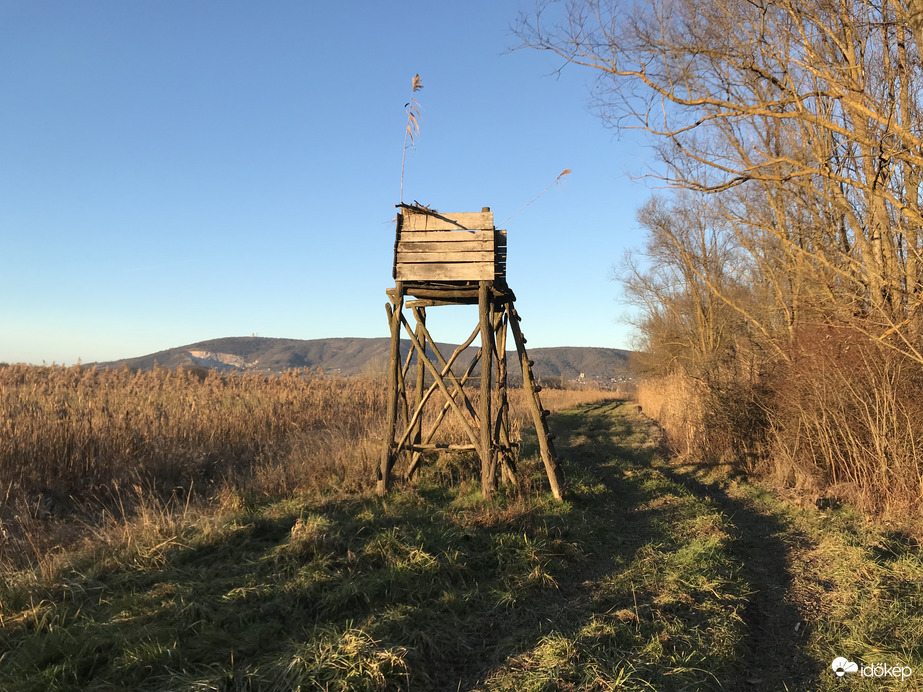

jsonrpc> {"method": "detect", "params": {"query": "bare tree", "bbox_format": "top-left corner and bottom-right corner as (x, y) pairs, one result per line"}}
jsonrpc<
(523, 0), (923, 506)
(519, 0), (923, 360)
(622, 192), (749, 374)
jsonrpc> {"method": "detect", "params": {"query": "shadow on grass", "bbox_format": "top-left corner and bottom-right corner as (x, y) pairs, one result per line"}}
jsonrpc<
(652, 451), (823, 691)
(0, 398), (821, 691)
(469, 399), (822, 691)
(0, 399), (672, 691)
(458, 398), (747, 690)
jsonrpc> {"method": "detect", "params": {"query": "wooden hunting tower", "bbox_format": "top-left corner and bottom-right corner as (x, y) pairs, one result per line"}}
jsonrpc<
(378, 203), (564, 499)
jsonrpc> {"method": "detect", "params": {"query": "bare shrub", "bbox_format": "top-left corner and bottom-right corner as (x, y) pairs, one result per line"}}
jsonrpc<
(769, 327), (923, 515)
(637, 372), (769, 472)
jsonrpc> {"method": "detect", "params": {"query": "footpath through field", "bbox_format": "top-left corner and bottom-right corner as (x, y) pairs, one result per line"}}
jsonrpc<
(1, 400), (921, 690)
(481, 399), (921, 692)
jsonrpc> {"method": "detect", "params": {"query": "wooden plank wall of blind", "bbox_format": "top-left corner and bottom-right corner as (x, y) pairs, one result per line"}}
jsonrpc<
(395, 208), (506, 282)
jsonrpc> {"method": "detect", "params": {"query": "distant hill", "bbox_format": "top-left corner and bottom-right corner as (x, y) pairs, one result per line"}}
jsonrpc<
(98, 336), (636, 384)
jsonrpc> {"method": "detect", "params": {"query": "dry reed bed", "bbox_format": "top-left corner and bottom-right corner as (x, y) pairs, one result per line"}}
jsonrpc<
(636, 345), (923, 520)
(635, 374), (703, 456)
(0, 364), (386, 502)
(0, 364), (614, 568)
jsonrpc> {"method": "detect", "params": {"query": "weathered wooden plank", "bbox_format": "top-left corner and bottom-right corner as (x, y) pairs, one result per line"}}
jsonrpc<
(398, 230), (494, 242)
(396, 262), (496, 281)
(406, 298), (478, 307)
(403, 286), (481, 299)
(397, 240), (494, 252)
(397, 251), (495, 263)
(392, 211), (403, 281)
(404, 443), (479, 452)
(402, 210), (493, 231)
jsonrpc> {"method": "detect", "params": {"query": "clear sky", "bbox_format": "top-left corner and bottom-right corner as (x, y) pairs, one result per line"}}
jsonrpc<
(1, 1), (653, 365)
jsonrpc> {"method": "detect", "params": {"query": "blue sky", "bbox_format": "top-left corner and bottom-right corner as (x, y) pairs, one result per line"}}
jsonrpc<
(1, 1), (653, 365)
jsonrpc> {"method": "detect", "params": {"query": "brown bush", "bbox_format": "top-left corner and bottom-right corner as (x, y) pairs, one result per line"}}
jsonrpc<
(637, 325), (923, 518)
(768, 326), (923, 515)
(636, 372), (769, 471)
(636, 374), (704, 456)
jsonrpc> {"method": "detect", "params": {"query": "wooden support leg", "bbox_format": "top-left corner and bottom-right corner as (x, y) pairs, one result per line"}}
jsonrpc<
(378, 283), (404, 496)
(410, 307), (426, 473)
(508, 301), (564, 501)
(494, 307), (518, 487)
(396, 340), (410, 471)
(479, 281), (497, 498)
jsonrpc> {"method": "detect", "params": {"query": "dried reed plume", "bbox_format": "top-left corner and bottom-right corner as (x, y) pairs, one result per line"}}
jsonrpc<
(499, 168), (572, 226)
(400, 73), (423, 204)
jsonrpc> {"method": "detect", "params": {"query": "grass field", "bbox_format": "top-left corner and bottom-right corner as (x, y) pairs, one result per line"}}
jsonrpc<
(2, 385), (920, 690)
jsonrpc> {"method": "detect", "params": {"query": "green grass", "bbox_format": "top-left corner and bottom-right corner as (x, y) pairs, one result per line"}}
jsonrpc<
(721, 482), (923, 691)
(1, 400), (921, 690)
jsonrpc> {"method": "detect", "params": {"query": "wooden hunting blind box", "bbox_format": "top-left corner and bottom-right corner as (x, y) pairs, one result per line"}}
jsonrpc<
(394, 206), (506, 283)
(378, 204), (563, 499)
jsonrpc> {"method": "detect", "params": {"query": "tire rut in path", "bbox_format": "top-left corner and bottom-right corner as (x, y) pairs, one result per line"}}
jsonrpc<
(654, 459), (823, 691)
